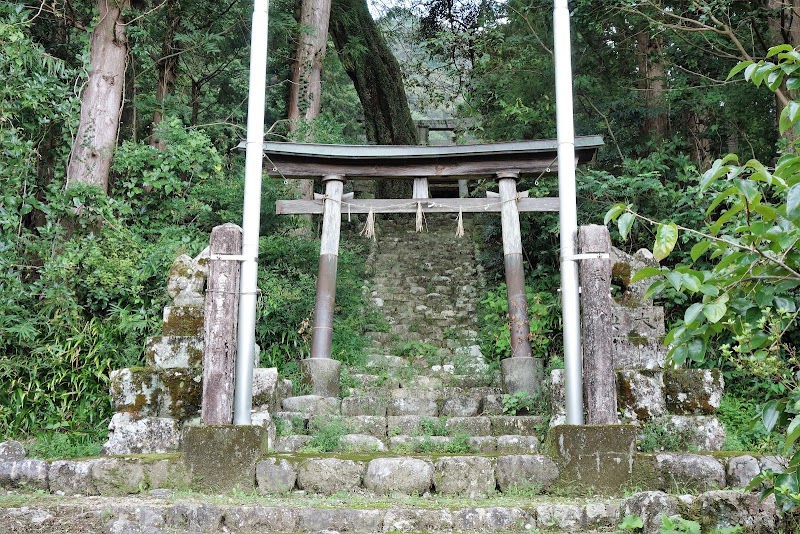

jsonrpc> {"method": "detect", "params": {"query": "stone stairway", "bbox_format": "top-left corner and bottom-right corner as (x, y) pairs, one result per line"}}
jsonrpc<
(271, 213), (546, 458)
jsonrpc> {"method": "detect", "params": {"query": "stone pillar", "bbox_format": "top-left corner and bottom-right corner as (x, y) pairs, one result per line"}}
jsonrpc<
(202, 223), (242, 425)
(579, 225), (618, 424)
(497, 173), (542, 395)
(304, 175), (344, 396)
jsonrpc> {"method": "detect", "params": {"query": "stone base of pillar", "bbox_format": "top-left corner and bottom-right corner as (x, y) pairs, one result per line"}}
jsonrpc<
(501, 357), (544, 396)
(301, 358), (341, 397)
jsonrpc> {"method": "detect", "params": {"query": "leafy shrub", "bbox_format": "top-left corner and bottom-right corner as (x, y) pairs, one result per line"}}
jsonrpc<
(638, 417), (697, 453)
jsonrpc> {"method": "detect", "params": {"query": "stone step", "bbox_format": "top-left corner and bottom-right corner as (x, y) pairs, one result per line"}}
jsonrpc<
(5, 488), (782, 533)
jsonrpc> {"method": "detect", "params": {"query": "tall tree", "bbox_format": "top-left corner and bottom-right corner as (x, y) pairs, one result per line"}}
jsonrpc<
(151, 0), (182, 149)
(67, 0), (132, 193)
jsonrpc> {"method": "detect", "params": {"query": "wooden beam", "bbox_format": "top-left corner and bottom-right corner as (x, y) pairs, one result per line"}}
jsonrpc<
(265, 159), (551, 179)
(276, 197), (560, 215)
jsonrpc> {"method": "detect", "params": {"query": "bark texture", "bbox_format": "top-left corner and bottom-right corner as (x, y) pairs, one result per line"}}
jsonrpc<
(151, 0), (181, 149)
(635, 30), (668, 143)
(288, 0), (333, 129)
(329, 0), (416, 197)
(67, 0), (131, 193)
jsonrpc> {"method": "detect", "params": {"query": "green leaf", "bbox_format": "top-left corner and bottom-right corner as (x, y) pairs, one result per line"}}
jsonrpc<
(775, 296), (797, 313)
(787, 183), (800, 219)
(665, 270), (683, 291)
(604, 204), (625, 225)
(690, 241), (712, 262)
(762, 400), (781, 433)
(687, 338), (706, 363)
(767, 70), (784, 91)
(706, 186), (739, 217)
(786, 416), (800, 453)
(703, 300), (727, 323)
(768, 44), (794, 57)
(734, 179), (759, 202)
(728, 60), (754, 80)
(653, 223), (678, 261)
(780, 101), (800, 134)
(682, 272), (701, 292)
(670, 344), (688, 366)
(618, 212), (635, 240)
(787, 77), (800, 90)
(630, 266), (661, 283)
(684, 303), (705, 325)
(699, 284), (720, 297)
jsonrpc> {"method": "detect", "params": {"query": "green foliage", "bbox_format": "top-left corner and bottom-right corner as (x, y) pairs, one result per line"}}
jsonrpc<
(479, 283), (559, 362)
(304, 418), (349, 452)
(638, 417), (697, 453)
(616, 514), (644, 532)
(501, 390), (546, 416)
(27, 432), (103, 460)
(659, 516), (701, 534)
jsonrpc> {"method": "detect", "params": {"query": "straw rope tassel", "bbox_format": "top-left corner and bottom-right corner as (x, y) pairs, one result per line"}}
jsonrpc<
(360, 207), (376, 240)
(455, 207), (464, 238)
(415, 202), (424, 232)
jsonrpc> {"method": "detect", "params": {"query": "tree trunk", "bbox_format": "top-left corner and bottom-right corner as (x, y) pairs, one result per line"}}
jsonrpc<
(151, 0), (181, 149)
(67, 0), (131, 193)
(635, 30), (668, 144)
(329, 0), (416, 197)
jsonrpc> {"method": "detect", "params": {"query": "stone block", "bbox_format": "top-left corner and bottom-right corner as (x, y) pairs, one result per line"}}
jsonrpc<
(489, 416), (544, 436)
(101, 413), (181, 455)
(49, 460), (95, 495)
(388, 435), (452, 452)
(445, 416), (491, 436)
(617, 370), (665, 420)
(297, 458), (364, 494)
(696, 490), (778, 533)
(453, 507), (532, 532)
(535, 504), (583, 531)
(339, 415), (386, 438)
(256, 458), (297, 494)
(388, 416), (431, 436)
(250, 411), (276, 449)
(364, 458), (434, 495)
(619, 491), (680, 534)
(666, 415), (725, 451)
(549, 370), (566, 419)
(0, 460), (48, 491)
(654, 453), (726, 492)
(611, 305), (665, 339)
(434, 456), (495, 497)
(547, 424), (637, 494)
(164, 503), (223, 531)
(157, 368), (203, 420)
(224, 507), (298, 531)
(273, 435), (312, 452)
(481, 394), (504, 416)
(145, 335), (203, 369)
(501, 357), (544, 396)
(183, 425), (269, 492)
(383, 509), (454, 532)
(664, 369), (723, 415)
(162, 305), (204, 336)
(252, 367), (280, 412)
(341, 396), (388, 417)
(468, 436), (498, 453)
(281, 395), (341, 415)
(0, 441), (26, 461)
(340, 434), (386, 452)
(727, 455), (761, 488)
(300, 358), (340, 397)
(296, 508), (382, 533)
(496, 435), (540, 454)
(91, 458), (145, 495)
(585, 502), (620, 530)
(494, 455), (558, 493)
(612, 339), (667, 370)
(143, 458), (190, 490)
(109, 368), (161, 418)
(387, 397), (438, 417)
(440, 396), (480, 417)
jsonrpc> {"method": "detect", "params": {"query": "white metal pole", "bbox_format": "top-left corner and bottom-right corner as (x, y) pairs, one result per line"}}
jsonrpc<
(234, 0), (269, 425)
(554, 0), (584, 425)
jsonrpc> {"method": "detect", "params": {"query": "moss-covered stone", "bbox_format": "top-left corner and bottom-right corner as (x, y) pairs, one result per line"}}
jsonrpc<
(183, 425), (270, 493)
(109, 368), (162, 418)
(158, 369), (202, 421)
(546, 424), (637, 495)
(162, 305), (205, 336)
(145, 335), (204, 369)
(664, 369), (723, 415)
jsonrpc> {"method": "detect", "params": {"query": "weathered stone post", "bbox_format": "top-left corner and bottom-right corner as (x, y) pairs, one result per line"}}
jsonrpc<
(497, 172), (542, 395)
(302, 175), (344, 396)
(202, 223), (242, 425)
(578, 224), (617, 424)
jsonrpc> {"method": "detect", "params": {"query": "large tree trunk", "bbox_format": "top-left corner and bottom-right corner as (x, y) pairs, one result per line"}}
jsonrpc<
(329, 0), (417, 197)
(151, 0), (181, 149)
(287, 0), (332, 202)
(635, 30), (668, 144)
(67, 0), (131, 193)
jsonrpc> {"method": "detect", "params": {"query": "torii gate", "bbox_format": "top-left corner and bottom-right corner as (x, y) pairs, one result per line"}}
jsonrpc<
(256, 138), (602, 399)
(235, 0), (584, 426)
